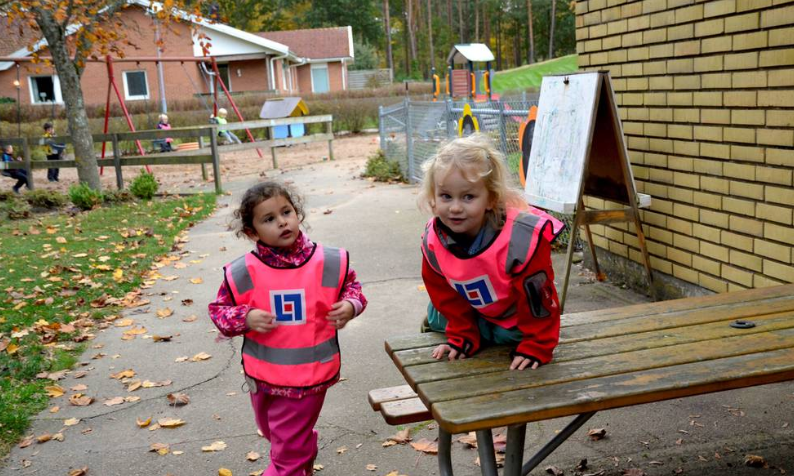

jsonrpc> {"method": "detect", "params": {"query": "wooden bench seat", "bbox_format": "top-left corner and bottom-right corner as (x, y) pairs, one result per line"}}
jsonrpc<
(368, 384), (432, 425)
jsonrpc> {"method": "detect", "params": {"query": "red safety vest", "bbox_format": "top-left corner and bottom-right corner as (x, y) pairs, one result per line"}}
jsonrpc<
(224, 244), (348, 387)
(421, 207), (563, 329)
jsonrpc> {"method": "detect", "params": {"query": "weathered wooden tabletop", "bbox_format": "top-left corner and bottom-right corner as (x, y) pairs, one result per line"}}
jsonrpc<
(386, 284), (794, 435)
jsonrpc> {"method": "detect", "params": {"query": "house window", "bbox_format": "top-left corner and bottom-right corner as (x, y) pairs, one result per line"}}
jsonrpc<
(217, 64), (231, 91)
(29, 75), (62, 104)
(311, 64), (330, 93)
(123, 70), (149, 100)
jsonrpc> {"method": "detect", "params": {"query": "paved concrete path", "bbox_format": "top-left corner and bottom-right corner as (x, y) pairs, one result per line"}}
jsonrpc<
(2, 156), (792, 476)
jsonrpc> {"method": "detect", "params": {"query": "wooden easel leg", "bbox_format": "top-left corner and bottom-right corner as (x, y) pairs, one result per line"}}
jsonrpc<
(559, 211), (582, 314)
(271, 147), (278, 169)
(583, 223), (603, 280)
(632, 215), (654, 286)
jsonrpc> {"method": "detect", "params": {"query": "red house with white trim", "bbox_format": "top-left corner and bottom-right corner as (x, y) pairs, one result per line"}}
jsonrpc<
(0, 1), (354, 109)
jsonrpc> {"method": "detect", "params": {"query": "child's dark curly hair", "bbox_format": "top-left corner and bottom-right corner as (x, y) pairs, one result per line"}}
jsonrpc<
(233, 181), (306, 239)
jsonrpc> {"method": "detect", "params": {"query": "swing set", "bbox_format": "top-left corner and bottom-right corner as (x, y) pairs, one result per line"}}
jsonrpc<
(1, 54), (262, 175)
(98, 55), (262, 174)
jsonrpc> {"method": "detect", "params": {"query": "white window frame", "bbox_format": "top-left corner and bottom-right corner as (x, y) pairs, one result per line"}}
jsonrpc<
(28, 75), (63, 105)
(122, 70), (150, 101)
(310, 63), (330, 93)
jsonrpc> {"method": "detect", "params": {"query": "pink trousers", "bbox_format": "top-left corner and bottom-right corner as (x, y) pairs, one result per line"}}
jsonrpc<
(250, 389), (327, 476)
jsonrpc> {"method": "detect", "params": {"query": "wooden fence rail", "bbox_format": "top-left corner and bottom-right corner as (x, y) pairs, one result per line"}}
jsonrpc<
(1, 114), (334, 194)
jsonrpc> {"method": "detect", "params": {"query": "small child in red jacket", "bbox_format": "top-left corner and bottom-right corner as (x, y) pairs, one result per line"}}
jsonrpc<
(419, 133), (565, 370)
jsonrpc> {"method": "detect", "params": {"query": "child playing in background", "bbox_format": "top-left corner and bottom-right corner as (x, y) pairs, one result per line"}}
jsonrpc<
(155, 114), (174, 152)
(42, 122), (65, 182)
(419, 133), (565, 370)
(211, 108), (242, 144)
(2, 144), (30, 193)
(208, 181), (366, 475)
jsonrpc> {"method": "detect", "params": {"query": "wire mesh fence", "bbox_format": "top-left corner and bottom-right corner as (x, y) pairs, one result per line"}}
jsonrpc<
(379, 95), (539, 185)
(378, 94), (582, 250)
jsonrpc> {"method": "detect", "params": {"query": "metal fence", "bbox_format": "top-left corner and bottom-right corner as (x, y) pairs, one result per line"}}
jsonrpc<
(378, 94), (539, 184)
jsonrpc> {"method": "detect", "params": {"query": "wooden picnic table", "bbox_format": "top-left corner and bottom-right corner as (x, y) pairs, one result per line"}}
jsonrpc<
(385, 284), (794, 476)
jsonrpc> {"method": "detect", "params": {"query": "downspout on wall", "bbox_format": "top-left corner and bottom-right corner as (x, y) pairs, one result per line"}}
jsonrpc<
(270, 52), (289, 92)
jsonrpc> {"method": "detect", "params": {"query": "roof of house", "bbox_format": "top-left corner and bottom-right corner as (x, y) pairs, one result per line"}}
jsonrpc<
(258, 27), (353, 60)
(0, 1), (302, 71)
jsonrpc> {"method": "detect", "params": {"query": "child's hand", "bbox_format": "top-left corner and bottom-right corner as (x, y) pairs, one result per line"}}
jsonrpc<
(326, 300), (354, 329)
(509, 355), (540, 371)
(246, 309), (277, 333)
(432, 344), (466, 361)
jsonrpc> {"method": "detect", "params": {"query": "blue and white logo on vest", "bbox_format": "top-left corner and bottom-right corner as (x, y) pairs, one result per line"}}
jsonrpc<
(270, 290), (307, 325)
(450, 275), (497, 308)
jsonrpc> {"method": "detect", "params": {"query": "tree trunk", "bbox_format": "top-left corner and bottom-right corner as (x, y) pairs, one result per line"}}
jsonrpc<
(447, 0), (453, 37)
(427, 0), (435, 73)
(407, 0), (418, 67)
(384, 0), (394, 77)
(403, 7), (411, 74)
(475, 0), (479, 42)
(549, 0), (557, 59)
(495, 14), (502, 70)
(513, 21), (521, 68)
(35, 8), (101, 190)
(483, 6), (491, 49)
(457, 0), (464, 43)
(527, 0), (535, 64)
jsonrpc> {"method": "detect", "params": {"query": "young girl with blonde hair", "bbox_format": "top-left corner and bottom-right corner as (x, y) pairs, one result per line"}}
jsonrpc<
(419, 133), (565, 370)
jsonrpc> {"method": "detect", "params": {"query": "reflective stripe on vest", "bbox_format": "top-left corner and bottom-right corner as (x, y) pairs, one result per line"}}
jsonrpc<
(242, 335), (339, 365)
(223, 244), (348, 387)
(421, 207), (562, 328)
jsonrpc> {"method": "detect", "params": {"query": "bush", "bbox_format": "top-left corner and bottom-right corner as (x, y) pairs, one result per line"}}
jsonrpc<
(130, 171), (159, 199)
(103, 189), (135, 204)
(0, 190), (14, 202)
(23, 189), (68, 209)
(1, 197), (31, 220)
(68, 183), (104, 210)
(362, 149), (405, 183)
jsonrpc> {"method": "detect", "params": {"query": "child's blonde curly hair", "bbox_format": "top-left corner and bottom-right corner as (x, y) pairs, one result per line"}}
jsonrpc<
(419, 133), (526, 229)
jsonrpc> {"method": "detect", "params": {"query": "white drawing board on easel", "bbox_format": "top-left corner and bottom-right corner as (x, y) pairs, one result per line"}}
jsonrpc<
(522, 71), (654, 312)
(523, 73), (601, 214)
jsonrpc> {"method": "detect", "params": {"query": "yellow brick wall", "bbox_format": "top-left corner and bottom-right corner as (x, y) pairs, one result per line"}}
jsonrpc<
(575, 0), (794, 292)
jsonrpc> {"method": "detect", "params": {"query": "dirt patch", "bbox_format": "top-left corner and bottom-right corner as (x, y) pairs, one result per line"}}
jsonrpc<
(21, 133), (380, 194)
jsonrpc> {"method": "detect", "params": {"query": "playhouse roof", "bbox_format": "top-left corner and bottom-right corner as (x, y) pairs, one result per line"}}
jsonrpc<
(259, 97), (309, 119)
(447, 43), (495, 64)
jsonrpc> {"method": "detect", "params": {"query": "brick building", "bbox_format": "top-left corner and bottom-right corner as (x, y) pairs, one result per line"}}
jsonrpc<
(574, 0), (794, 295)
(0, 1), (354, 108)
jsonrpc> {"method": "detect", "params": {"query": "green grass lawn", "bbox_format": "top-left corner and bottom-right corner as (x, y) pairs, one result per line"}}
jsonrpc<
(492, 54), (580, 93)
(0, 193), (216, 455)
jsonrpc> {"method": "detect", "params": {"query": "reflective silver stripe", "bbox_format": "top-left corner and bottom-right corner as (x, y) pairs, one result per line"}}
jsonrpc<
(422, 231), (442, 273)
(322, 246), (342, 288)
(243, 335), (340, 365)
(229, 255), (254, 295)
(506, 212), (542, 273)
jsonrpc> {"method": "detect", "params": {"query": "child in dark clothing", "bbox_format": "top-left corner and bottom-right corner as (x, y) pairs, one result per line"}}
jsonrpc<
(42, 122), (65, 182)
(2, 144), (30, 193)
